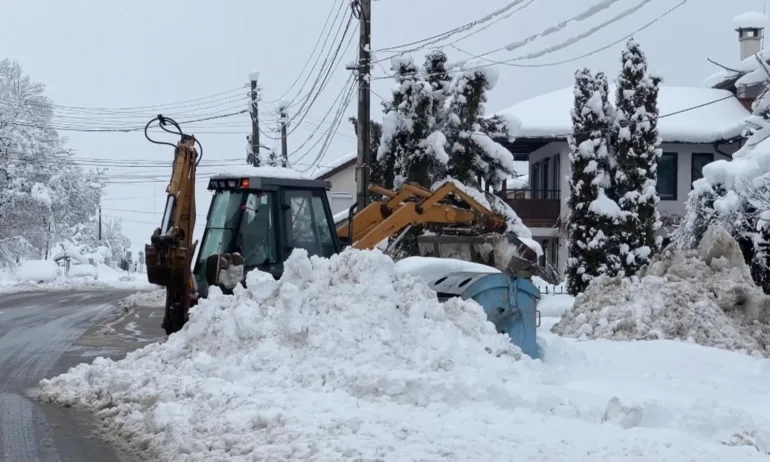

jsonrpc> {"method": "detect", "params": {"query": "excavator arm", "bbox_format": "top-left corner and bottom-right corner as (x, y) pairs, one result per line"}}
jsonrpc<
(336, 180), (540, 276)
(143, 115), (201, 335)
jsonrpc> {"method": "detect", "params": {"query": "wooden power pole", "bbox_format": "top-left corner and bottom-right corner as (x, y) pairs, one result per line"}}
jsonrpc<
(348, 0), (371, 212)
(249, 72), (260, 166)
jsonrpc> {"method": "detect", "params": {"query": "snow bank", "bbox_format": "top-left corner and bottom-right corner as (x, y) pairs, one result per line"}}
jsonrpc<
(552, 225), (770, 356)
(38, 249), (526, 461)
(68, 263), (98, 279)
(14, 259), (60, 283)
(0, 260), (155, 294)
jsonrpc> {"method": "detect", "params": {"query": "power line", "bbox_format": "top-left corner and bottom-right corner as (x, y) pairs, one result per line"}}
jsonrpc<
(374, 0), (535, 56)
(263, 0), (347, 105)
(282, 13), (358, 136)
(372, 0), (685, 80)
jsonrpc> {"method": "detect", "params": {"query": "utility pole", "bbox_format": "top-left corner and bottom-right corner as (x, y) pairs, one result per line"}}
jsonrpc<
(98, 206), (102, 241)
(249, 72), (260, 166)
(279, 105), (288, 166)
(346, 0), (372, 212)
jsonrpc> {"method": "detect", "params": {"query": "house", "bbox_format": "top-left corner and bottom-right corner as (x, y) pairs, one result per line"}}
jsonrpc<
(309, 152), (357, 215)
(493, 13), (765, 276)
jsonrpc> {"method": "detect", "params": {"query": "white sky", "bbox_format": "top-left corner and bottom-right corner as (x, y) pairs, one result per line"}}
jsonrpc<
(1, 0), (763, 258)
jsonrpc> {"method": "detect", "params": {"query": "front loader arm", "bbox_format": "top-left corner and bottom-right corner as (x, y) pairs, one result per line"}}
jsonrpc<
(144, 115), (201, 336)
(337, 181), (507, 250)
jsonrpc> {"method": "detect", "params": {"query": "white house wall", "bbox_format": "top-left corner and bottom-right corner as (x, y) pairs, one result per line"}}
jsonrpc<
(526, 139), (741, 276)
(324, 164), (357, 215)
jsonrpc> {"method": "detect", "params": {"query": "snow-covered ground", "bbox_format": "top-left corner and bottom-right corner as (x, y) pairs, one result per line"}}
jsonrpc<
(0, 260), (156, 294)
(36, 248), (770, 461)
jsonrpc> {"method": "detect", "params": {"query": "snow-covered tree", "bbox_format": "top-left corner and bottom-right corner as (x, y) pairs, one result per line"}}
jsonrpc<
(377, 56), (448, 190)
(348, 116), (383, 186)
(423, 50), (452, 128)
(444, 60), (518, 191)
(0, 58), (111, 264)
(611, 39), (663, 275)
(565, 68), (622, 295)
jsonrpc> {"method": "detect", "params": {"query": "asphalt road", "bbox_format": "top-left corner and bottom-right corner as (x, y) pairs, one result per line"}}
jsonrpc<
(0, 289), (165, 462)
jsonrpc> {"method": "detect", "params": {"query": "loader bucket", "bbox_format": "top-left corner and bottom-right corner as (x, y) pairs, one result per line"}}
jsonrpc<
(416, 232), (539, 277)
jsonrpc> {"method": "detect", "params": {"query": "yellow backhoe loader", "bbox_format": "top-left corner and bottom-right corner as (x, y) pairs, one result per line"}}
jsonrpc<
(143, 116), (544, 358)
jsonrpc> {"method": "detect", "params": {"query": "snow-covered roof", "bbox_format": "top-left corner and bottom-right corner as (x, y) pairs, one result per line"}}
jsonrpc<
(211, 166), (310, 180)
(308, 151), (356, 179)
(497, 85), (748, 143)
(704, 46), (770, 89)
(733, 11), (768, 29)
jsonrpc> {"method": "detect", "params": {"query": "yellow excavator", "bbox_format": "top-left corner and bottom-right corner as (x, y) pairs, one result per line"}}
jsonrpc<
(144, 116), (544, 357)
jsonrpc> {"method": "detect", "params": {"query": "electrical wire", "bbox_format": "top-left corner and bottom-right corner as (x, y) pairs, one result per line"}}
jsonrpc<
(262, 0), (347, 105)
(374, 0), (534, 55)
(282, 14), (358, 136)
(371, 0), (686, 80)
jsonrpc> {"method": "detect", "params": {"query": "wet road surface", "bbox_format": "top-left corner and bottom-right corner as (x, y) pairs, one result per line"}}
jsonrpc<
(0, 290), (165, 462)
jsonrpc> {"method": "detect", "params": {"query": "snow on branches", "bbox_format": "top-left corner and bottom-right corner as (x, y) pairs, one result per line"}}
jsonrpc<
(361, 51), (525, 257)
(612, 39), (663, 274)
(0, 58), (119, 266)
(565, 68), (622, 295)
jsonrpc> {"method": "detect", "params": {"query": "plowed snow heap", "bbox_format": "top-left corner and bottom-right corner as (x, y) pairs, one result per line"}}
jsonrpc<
(37, 249), (524, 461)
(552, 225), (770, 356)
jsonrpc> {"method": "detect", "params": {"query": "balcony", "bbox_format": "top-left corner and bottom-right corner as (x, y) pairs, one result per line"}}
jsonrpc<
(501, 189), (562, 228)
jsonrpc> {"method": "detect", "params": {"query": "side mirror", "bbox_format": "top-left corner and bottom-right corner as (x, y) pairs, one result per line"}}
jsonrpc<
(205, 252), (245, 290)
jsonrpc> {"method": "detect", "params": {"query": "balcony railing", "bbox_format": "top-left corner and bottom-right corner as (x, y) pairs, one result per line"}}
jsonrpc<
(501, 189), (561, 228)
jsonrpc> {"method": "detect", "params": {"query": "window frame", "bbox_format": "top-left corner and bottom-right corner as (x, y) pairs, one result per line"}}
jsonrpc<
(657, 152), (678, 201)
(691, 152), (714, 190)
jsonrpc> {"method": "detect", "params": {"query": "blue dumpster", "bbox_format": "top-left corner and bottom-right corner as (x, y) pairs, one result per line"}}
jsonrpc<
(427, 271), (541, 359)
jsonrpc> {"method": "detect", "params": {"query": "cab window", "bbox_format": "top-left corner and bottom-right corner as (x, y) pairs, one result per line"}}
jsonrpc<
(284, 190), (336, 258)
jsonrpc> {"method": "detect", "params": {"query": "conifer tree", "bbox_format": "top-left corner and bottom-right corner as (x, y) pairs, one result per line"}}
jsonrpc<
(376, 57), (420, 189)
(612, 39), (662, 275)
(565, 68), (622, 295)
(423, 49), (452, 127)
(444, 62), (517, 190)
(348, 117), (383, 186)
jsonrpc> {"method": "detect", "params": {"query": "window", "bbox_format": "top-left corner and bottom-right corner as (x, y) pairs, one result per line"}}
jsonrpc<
(532, 162), (540, 198)
(657, 152), (678, 200)
(236, 192), (276, 267)
(542, 158), (550, 197)
(552, 155), (561, 199)
(284, 190), (336, 258)
(691, 153), (714, 189)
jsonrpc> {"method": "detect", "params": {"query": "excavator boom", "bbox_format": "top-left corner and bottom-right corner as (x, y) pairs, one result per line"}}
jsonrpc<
(143, 115), (201, 335)
(336, 180), (539, 276)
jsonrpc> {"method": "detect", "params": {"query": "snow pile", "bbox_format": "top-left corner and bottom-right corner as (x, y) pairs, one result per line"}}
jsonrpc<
(37, 249), (527, 461)
(118, 289), (166, 310)
(552, 226), (770, 356)
(14, 259), (61, 283)
(0, 260), (156, 294)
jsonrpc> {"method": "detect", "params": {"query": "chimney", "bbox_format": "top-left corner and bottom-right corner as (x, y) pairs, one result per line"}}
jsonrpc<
(733, 11), (767, 60)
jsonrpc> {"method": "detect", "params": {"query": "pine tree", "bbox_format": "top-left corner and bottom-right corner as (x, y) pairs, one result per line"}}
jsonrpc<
(423, 49), (452, 128)
(348, 117), (383, 186)
(565, 68), (622, 295)
(377, 57), (419, 189)
(611, 39), (662, 275)
(444, 62), (517, 190)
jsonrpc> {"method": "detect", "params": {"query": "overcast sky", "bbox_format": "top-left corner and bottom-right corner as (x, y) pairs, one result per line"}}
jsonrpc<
(1, 0), (764, 257)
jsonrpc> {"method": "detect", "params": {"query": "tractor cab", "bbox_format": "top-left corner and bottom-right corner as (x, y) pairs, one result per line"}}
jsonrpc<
(193, 173), (342, 297)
